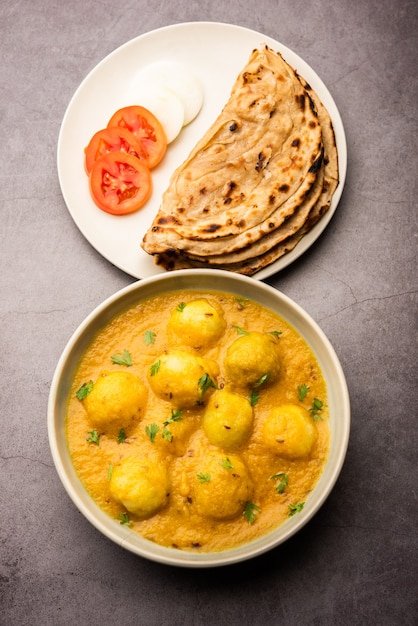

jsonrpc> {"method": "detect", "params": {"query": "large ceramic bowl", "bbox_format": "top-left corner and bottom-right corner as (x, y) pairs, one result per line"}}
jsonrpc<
(48, 270), (350, 567)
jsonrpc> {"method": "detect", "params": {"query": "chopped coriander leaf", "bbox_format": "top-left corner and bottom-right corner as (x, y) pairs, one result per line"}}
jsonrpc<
(117, 428), (126, 444)
(76, 380), (94, 400)
(268, 330), (282, 339)
(118, 512), (131, 526)
(233, 325), (249, 335)
(163, 409), (183, 426)
(197, 472), (211, 483)
(144, 330), (156, 346)
(198, 373), (218, 397)
(288, 502), (305, 516)
(271, 472), (288, 494)
(145, 423), (159, 442)
(254, 372), (270, 388)
(249, 390), (260, 406)
(311, 397), (323, 411)
(244, 501), (260, 524)
(107, 464), (113, 481)
(235, 296), (249, 310)
(219, 457), (234, 470)
(176, 302), (186, 312)
(310, 397), (324, 421)
(86, 430), (99, 445)
(150, 359), (161, 376)
(111, 349), (132, 367)
(161, 428), (173, 442)
(297, 383), (310, 402)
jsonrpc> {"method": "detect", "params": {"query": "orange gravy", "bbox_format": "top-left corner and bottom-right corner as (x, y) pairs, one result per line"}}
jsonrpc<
(66, 290), (329, 552)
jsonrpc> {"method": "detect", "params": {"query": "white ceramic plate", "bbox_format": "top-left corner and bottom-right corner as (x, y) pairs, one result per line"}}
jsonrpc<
(57, 22), (347, 280)
(48, 269), (350, 567)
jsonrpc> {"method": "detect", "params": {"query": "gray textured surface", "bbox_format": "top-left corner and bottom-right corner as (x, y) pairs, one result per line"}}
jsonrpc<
(1, 1), (417, 624)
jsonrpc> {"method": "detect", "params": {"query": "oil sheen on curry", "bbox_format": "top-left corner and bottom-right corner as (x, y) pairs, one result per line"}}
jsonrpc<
(66, 290), (329, 552)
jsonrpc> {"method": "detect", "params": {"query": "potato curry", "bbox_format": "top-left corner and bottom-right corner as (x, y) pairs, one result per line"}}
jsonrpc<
(66, 290), (329, 552)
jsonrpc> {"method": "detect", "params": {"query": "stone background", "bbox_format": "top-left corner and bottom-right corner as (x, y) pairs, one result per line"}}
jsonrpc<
(1, 1), (417, 624)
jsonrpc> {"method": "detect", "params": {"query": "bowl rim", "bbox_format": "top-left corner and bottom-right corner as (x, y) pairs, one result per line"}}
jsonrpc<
(47, 269), (350, 567)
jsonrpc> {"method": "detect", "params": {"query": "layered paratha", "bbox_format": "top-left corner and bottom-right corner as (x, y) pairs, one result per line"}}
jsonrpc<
(141, 45), (339, 275)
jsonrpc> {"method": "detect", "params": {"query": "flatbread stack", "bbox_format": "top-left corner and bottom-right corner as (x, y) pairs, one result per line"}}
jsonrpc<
(141, 45), (339, 275)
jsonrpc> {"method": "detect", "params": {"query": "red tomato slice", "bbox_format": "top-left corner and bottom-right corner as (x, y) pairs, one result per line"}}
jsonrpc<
(89, 152), (152, 215)
(107, 105), (167, 169)
(84, 126), (149, 173)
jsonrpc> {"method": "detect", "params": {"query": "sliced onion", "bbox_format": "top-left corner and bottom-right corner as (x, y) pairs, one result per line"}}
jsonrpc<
(133, 61), (204, 126)
(128, 81), (185, 144)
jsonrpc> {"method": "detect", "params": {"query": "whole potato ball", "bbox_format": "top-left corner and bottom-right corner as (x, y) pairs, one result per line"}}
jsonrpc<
(193, 451), (252, 520)
(203, 389), (253, 449)
(148, 349), (219, 408)
(262, 404), (317, 458)
(83, 370), (147, 434)
(109, 454), (169, 517)
(224, 331), (280, 388)
(167, 298), (226, 349)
